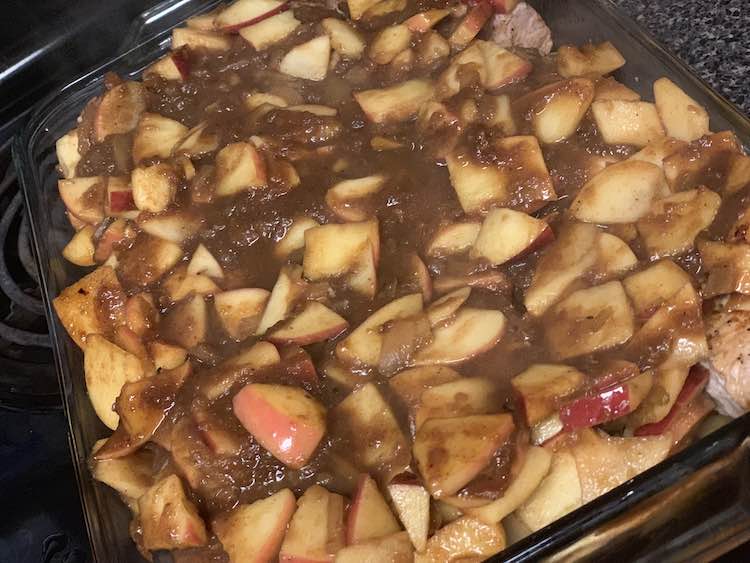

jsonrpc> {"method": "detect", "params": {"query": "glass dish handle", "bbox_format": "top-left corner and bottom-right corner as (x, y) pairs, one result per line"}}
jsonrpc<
(117, 0), (222, 54)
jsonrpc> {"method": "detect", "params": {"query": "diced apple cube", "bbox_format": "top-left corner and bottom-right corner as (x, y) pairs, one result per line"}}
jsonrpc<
(268, 301), (348, 345)
(557, 41), (625, 78)
(653, 77), (710, 142)
(415, 517), (505, 563)
(354, 79), (435, 124)
(570, 160), (669, 223)
(280, 36), (331, 81)
(132, 113), (189, 163)
(238, 10), (301, 51)
(471, 208), (552, 265)
(131, 162), (178, 212)
(321, 18), (365, 59)
(215, 141), (268, 196)
(636, 187), (721, 259)
(172, 27), (231, 51)
(699, 240), (750, 297)
(233, 383), (326, 468)
(591, 100), (665, 147)
(214, 489), (297, 563)
(545, 281), (635, 360)
(94, 82), (146, 142)
(62, 226), (96, 266)
(325, 175), (385, 222)
(303, 219), (379, 282)
(55, 129), (80, 179)
(413, 413), (514, 497)
(426, 222), (481, 258)
(215, 288), (270, 341)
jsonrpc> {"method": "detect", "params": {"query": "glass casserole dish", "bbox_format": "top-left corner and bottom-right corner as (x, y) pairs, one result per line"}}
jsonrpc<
(13, 0), (750, 560)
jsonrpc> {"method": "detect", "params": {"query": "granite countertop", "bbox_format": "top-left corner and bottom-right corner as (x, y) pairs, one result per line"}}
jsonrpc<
(616, 0), (749, 115)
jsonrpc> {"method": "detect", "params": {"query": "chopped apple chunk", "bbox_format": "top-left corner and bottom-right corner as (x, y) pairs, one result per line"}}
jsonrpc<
(280, 35), (331, 81)
(426, 222), (481, 257)
(303, 220), (379, 282)
(654, 77), (710, 142)
(279, 484), (345, 562)
(132, 113), (188, 163)
(698, 240), (750, 297)
(55, 129), (80, 179)
(471, 208), (552, 265)
(325, 175), (385, 222)
(557, 41), (625, 78)
(663, 131), (742, 192)
(94, 81), (146, 142)
(215, 288), (270, 341)
(354, 79), (435, 124)
(623, 259), (692, 318)
(215, 141), (268, 196)
(347, 474), (401, 544)
(512, 364), (585, 427)
(321, 18), (365, 59)
(545, 281), (635, 360)
(63, 226), (96, 266)
(239, 10), (301, 51)
(268, 301), (348, 345)
(387, 481), (430, 551)
(172, 27), (231, 51)
(591, 100), (665, 147)
(415, 516), (506, 562)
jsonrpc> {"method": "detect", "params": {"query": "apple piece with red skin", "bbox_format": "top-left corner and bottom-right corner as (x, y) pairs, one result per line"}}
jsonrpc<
(449, 0), (493, 50)
(354, 79), (435, 125)
(132, 113), (189, 164)
(635, 365), (710, 436)
(63, 225), (96, 266)
(215, 141), (268, 196)
(279, 484), (345, 563)
(58, 177), (105, 224)
(411, 307), (506, 366)
(432, 270), (510, 296)
(268, 301), (348, 346)
(470, 208), (553, 265)
(139, 474), (208, 551)
(105, 177), (137, 217)
(215, 0), (292, 32)
(94, 81), (146, 142)
(233, 383), (326, 469)
(413, 413), (514, 497)
(214, 287), (271, 341)
(347, 474), (401, 545)
(387, 480), (430, 551)
(162, 265), (221, 302)
(214, 489), (297, 563)
(56, 129), (80, 179)
(279, 35), (331, 82)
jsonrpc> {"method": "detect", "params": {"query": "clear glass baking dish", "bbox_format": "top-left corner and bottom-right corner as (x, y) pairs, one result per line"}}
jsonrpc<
(12, 0), (750, 560)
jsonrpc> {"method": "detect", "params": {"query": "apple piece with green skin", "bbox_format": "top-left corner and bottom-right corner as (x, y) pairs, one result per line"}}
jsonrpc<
(321, 18), (365, 59)
(233, 383), (326, 469)
(545, 281), (635, 361)
(58, 177), (105, 224)
(336, 532), (413, 562)
(415, 516), (506, 563)
(635, 365), (710, 436)
(132, 113), (189, 163)
(257, 265), (306, 335)
(387, 480), (430, 551)
(139, 474), (208, 551)
(279, 484), (345, 562)
(303, 219), (379, 282)
(336, 293), (423, 367)
(354, 79), (435, 124)
(275, 216), (319, 260)
(405, 9), (449, 32)
(557, 41), (625, 78)
(511, 364), (585, 428)
(215, 0), (291, 32)
(470, 208), (552, 265)
(279, 35), (331, 81)
(653, 77), (709, 142)
(215, 141), (268, 196)
(325, 175), (386, 222)
(55, 129), (80, 179)
(413, 414), (514, 497)
(513, 78), (595, 144)
(590, 99), (665, 147)
(636, 187), (721, 259)
(466, 446), (552, 523)
(449, 1), (493, 50)
(330, 383), (411, 478)
(214, 489), (297, 563)
(425, 222), (481, 258)
(63, 226), (96, 266)
(411, 308), (506, 366)
(214, 288), (271, 341)
(171, 27), (231, 52)
(94, 81), (146, 142)
(268, 301), (348, 346)
(347, 474), (401, 544)
(160, 294), (208, 349)
(515, 450), (582, 532)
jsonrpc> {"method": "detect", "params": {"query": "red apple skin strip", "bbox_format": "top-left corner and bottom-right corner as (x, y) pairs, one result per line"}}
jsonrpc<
(634, 365), (710, 437)
(559, 384), (630, 430)
(221, 1), (291, 33)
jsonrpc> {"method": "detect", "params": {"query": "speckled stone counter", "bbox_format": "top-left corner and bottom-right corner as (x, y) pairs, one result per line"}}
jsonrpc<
(615, 0), (749, 115)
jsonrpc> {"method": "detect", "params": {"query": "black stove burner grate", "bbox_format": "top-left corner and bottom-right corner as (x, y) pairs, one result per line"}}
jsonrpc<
(0, 137), (58, 409)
